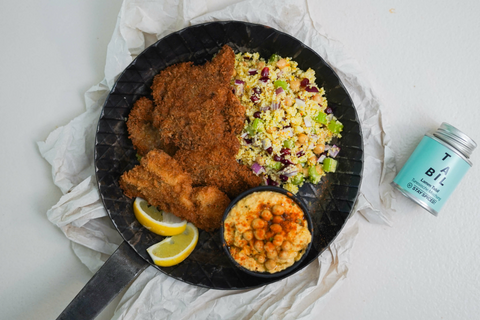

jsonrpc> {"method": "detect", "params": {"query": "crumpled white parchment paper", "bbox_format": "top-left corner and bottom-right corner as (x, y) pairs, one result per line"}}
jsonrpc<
(37, 0), (396, 319)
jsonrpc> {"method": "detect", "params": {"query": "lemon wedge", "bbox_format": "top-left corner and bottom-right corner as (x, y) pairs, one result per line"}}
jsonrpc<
(133, 197), (187, 236)
(147, 223), (199, 267)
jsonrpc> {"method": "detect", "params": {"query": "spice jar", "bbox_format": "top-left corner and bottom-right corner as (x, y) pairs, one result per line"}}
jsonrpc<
(392, 123), (476, 216)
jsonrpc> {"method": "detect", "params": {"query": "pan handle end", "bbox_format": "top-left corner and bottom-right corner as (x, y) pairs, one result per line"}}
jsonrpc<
(57, 241), (148, 320)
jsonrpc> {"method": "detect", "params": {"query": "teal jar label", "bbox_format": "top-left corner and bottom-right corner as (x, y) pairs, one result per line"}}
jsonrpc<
(393, 135), (471, 215)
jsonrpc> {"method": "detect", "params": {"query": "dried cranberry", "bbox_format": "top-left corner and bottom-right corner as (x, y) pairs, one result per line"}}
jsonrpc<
(280, 158), (294, 165)
(280, 148), (291, 155)
(273, 155), (282, 162)
(266, 147), (273, 155)
(251, 95), (260, 103)
(300, 78), (309, 88)
(253, 111), (262, 118)
(259, 76), (269, 83)
(261, 67), (269, 77)
(325, 107), (333, 114)
(279, 175), (289, 182)
(253, 87), (262, 95)
(244, 138), (252, 144)
(266, 177), (278, 186)
(296, 150), (305, 157)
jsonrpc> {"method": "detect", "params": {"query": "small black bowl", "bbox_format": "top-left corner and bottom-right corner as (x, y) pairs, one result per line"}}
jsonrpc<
(220, 186), (314, 278)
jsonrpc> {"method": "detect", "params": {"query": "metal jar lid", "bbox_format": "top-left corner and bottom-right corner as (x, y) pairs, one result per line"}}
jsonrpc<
(433, 123), (477, 159)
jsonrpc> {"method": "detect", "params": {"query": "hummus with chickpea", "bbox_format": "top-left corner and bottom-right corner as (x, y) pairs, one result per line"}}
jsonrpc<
(223, 191), (312, 274)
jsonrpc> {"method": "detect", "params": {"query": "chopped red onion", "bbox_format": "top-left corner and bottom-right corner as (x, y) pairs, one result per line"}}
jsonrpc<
(304, 116), (313, 128)
(280, 166), (299, 177)
(306, 86), (319, 93)
(248, 69), (257, 75)
(280, 158), (294, 165)
(261, 139), (271, 149)
(324, 145), (332, 151)
(275, 87), (284, 95)
(259, 106), (270, 111)
(328, 145), (340, 158)
(241, 132), (248, 138)
(295, 98), (305, 107)
(271, 102), (280, 110)
(252, 162), (266, 175)
(317, 154), (326, 163)
(234, 79), (245, 85)
(311, 134), (318, 140)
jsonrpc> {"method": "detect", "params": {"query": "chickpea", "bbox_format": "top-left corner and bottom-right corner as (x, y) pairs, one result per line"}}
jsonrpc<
(254, 229), (266, 240)
(232, 69), (237, 77)
(266, 249), (278, 260)
(316, 164), (323, 175)
(252, 218), (265, 229)
(276, 58), (288, 69)
(279, 250), (289, 260)
(313, 94), (322, 103)
(265, 259), (277, 271)
(295, 140), (302, 148)
(302, 167), (309, 176)
(284, 96), (294, 107)
(243, 231), (253, 241)
(296, 163), (303, 171)
(290, 79), (301, 91)
(308, 156), (317, 165)
(265, 230), (275, 239)
(270, 224), (283, 234)
(264, 241), (276, 253)
(266, 126), (277, 134)
(254, 240), (264, 252)
(298, 133), (308, 144)
(256, 156), (265, 165)
(313, 144), (325, 155)
(272, 234), (284, 247)
(272, 216), (283, 224)
(281, 240), (292, 251)
(272, 204), (285, 216)
(260, 209), (273, 221)
(257, 254), (266, 264)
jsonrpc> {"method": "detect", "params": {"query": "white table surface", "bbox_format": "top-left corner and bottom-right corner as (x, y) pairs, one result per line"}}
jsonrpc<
(1, 0), (479, 319)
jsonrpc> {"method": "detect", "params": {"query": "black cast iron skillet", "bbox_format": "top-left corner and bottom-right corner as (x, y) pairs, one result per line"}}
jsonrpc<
(58, 21), (364, 319)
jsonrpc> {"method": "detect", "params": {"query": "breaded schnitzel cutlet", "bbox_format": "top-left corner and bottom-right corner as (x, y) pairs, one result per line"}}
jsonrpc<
(119, 149), (230, 232)
(122, 45), (263, 230)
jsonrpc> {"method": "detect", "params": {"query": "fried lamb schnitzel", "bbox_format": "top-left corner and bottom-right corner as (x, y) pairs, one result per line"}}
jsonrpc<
(121, 45), (262, 230)
(120, 150), (230, 232)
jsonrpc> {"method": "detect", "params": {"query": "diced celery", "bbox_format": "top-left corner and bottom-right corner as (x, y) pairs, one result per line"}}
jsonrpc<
(274, 80), (288, 90)
(313, 112), (328, 125)
(328, 120), (343, 134)
(291, 173), (304, 185)
(323, 158), (338, 172)
(251, 118), (264, 132)
(308, 166), (321, 183)
(268, 53), (279, 63)
(270, 161), (282, 170)
(283, 139), (295, 149)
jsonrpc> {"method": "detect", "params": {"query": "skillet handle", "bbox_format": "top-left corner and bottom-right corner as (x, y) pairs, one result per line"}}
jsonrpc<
(57, 241), (149, 320)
